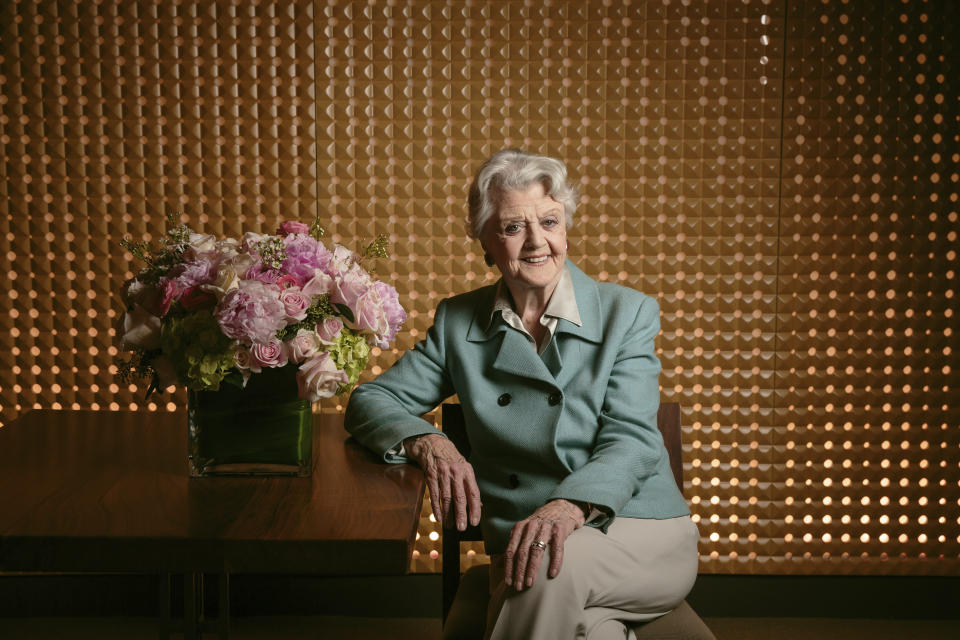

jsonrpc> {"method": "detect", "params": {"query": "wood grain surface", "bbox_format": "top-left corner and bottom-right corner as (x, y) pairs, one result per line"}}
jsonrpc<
(0, 410), (425, 576)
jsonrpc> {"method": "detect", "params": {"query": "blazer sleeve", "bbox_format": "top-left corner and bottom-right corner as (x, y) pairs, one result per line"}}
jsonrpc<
(547, 295), (665, 527)
(344, 298), (457, 462)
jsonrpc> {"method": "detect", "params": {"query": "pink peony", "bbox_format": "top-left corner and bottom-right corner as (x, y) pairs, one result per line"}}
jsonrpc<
(372, 281), (407, 346)
(301, 269), (334, 297)
(330, 244), (359, 273)
(286, 328), (321, 363)
(330, 263), (372, 311)
(215, 279), (288, 344)
(250, 339), (288, 369)
(245, 263), (281, 285)
(279, 287), (311, 322)
(316, 317), (343, 345)
(297, 351), (349, 402)
(283, 234), (333, 282)
(352, 286), (389, 339)
(342, 280), (407, 348)
(277, 220), (310, 235)
(170, 254), (220, 289)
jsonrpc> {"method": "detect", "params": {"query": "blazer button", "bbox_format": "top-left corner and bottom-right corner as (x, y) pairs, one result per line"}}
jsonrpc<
(548, 392), (562, 406)
(509, 473), (520, 488)
(498, 393), (512, 406)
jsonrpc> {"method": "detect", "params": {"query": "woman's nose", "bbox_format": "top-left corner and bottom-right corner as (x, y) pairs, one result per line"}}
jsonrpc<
(524, 224), (545, 247)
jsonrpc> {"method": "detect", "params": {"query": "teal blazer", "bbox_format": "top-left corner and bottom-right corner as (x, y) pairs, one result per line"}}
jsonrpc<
(344, 261), (690, 554)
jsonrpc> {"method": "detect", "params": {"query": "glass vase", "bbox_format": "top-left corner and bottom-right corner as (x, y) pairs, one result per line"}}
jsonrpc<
(187, 364), (313, 477)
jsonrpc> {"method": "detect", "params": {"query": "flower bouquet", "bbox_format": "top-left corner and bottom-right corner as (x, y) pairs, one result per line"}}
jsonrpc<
(116, 216), (406, 476)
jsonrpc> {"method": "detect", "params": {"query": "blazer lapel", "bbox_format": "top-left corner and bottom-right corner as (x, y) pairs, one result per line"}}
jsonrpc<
(465, 261), (604, 387)
(553, 261), (603, 344)
(466, 285), (557, 386)
(491, 330), (556, 384)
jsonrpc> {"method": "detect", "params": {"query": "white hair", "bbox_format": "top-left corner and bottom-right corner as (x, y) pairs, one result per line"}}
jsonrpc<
(466, 149), (578, 239)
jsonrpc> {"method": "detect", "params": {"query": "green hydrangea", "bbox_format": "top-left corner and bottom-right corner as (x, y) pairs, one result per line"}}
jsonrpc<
(329, 327), (371, 389)
(160, 311), (236, 391)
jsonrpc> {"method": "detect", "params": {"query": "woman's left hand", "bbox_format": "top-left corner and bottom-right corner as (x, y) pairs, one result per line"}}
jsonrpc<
(503, 499), (586, 591)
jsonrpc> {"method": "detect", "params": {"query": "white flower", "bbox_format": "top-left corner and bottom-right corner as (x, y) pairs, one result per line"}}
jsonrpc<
(201, 264), (241, 299)
(241, 231), (270, 253)
(120, 305), (161, 350)
(233, 344), (260, 386)
(188, 232), (218, 252)
(216, 237), (240, 258)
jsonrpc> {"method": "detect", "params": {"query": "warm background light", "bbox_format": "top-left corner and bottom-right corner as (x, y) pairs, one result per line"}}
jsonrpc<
(0, 0), (957, 576)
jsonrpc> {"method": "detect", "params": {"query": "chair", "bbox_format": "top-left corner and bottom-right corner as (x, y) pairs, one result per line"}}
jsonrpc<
(440, 402), (716, 640)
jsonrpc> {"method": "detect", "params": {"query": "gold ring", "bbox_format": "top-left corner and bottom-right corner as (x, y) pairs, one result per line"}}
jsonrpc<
(531, 540), (547, 550)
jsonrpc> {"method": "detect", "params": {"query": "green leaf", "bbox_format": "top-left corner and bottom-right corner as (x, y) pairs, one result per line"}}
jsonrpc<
(333, 303), (354, 324)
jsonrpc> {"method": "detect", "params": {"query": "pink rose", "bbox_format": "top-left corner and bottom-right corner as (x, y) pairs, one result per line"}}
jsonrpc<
(296, 351), (349, 402)
(316, 317), (343, 345)
(179, 285), (218, 311)
(286, 328), (321, 363)
(279, 287), (311, 322)
(250, 339), (288, 369)
(157, 278), (182, 317)
(277, 220), (310, 235)
(233, 345), (260, 385)
(276, 274), (302, 289)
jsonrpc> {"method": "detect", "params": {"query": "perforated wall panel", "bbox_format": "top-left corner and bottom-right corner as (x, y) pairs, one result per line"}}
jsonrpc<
(1, 0), (956, 575)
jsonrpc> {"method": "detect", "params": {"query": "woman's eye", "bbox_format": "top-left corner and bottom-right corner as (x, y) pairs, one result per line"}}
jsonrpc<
(542, 217), (559, 228)
(504, 223), (523, 234)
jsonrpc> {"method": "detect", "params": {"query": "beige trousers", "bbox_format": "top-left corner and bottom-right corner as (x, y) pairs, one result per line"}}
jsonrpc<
(485, 516), (699, 640)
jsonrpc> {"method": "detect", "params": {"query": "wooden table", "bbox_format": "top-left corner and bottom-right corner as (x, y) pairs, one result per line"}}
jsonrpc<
(0, 409), (426, 638)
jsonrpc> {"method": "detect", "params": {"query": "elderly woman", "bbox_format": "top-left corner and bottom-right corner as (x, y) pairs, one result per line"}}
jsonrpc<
(345, 149), (697, 640)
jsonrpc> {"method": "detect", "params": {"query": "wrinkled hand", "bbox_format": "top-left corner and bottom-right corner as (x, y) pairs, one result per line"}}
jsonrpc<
(504, 499), (586, 591)
(404, 433), (481, 531)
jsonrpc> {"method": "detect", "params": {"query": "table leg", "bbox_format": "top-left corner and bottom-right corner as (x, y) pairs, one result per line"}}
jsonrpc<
(158, 572), (171, 640)
(184, 572), (199, 640)
(218, 572), (231, 640)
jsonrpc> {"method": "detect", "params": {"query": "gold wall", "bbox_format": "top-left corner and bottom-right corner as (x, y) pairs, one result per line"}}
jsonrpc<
(1, 0), (957, 575)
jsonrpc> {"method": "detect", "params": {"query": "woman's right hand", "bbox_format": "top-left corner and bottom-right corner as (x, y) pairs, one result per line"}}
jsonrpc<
(404, 433), (481, 531)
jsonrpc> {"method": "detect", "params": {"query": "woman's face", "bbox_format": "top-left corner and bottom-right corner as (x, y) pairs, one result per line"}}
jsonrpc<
(482, 182), (567, 296)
